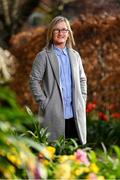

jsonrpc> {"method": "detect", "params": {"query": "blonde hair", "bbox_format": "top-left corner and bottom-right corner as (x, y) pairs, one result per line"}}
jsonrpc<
(46, 16), (75, 48)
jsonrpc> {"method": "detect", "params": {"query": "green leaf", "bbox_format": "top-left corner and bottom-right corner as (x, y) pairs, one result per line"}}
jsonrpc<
(88, 150), (97, 163)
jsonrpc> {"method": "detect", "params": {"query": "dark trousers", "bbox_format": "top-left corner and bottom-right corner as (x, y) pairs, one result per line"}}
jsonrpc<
(65, 118), (79, 140)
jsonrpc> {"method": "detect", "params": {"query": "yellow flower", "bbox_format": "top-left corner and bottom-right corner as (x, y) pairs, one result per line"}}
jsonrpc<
(89, 163), (99, 173)
(98, 176), (105, 180)
(58, 155), (76, 163)
(19, 146), (35, 166)
(55, 162), (72, 179)
(74, 169), (82, 176)
(69, 155), (76, 161)
(3, 171), (12, 179)
(7, 147), (22, 166)
(40, 146), (56, 159)
(74, 167), (90, 176)
(43, 159), (50, 166)
(59, 155), (69, 163)
(46, 146), (56, 159)
(1, 165), (15, 179)
(7, 153), (22, 166)
(7, 165), (15, 174)
(86, 173), (105, 180)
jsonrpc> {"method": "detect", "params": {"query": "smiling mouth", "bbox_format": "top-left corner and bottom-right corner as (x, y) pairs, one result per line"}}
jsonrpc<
(57, 36), (65, 39)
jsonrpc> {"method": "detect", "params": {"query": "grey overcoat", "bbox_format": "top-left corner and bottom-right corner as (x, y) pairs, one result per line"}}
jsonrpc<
(29, 45), (87, 144)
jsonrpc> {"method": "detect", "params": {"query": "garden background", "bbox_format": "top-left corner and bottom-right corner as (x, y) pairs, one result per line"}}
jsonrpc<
(0, 0), (120, 179)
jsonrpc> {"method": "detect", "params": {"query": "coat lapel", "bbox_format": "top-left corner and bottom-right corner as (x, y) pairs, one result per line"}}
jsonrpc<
(67, 48), (77, 84)
(46, 47), (77, 89)
(46, 47), (60, 87)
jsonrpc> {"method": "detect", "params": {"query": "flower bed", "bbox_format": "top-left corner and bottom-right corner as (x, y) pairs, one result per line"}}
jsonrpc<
(1, 87), (120, 179)
(87, 102), (120, 147)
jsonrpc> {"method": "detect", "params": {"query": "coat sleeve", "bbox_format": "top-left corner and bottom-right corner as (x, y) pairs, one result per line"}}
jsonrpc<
(29, 52), (47, 110)
(77, 53), (87, 102)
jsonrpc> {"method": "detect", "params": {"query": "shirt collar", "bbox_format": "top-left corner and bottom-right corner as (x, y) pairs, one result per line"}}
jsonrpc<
(53, 44), (67, 56)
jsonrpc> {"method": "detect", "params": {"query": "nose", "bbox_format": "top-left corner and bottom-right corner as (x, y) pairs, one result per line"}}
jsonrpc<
(58, 30), (63, 35)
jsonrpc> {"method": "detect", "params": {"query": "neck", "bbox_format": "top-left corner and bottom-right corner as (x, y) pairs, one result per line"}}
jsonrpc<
(53, 43), (66, 49)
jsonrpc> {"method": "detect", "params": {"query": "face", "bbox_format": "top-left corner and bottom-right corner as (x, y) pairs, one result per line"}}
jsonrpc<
(52, 21), (69, 48)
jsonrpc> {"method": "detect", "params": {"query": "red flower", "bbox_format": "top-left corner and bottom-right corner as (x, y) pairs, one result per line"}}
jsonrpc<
(86, 102), (96, 113)
(107, 103), (115, 110)
(99, 112), (109, 122)
(111, 113), (120, 119)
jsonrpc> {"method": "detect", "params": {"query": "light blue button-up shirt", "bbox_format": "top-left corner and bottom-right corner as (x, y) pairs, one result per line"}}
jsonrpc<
(53, 45), (73, 119)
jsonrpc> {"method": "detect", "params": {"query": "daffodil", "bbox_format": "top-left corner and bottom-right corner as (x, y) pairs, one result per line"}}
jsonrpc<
(89, 163), (99, 173)
(58, 155), (69, 163)
(46, 146), (56, 159)
(55, 162), (72, 179)
(74, 166), (89, 176)
(39, 146), (56, 160)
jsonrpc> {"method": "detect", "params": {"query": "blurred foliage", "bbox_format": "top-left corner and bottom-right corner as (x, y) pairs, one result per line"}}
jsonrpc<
(0, 0), (40, 47)
(0, 86), (32, 131)
(1, 85), (120, 179)
(0, 86), (41, 178)
(72, 14), (120, 110)
(0, 0), (75, 47)
(0, 85), (83, 178)
(86, 102), (120, 148)
(34, 0), (75, 24)
(53, 136), (79, 155)
(22, 142), (120, 179)
(32, 0), (120, 25)
(88, 118), (120, 148)
(88, 145), (120, 179)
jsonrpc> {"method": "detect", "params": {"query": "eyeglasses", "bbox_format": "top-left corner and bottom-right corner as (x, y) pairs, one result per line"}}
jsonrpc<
(53, 28), (69, 34)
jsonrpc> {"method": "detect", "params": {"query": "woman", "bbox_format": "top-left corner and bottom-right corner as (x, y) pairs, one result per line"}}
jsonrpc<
(29, 16), (87, 145)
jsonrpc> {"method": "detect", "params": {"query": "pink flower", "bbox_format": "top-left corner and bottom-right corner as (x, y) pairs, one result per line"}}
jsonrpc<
(87, 173), (98, 180)
(34, 166), (41, 179)
(75, 149), (90, 166)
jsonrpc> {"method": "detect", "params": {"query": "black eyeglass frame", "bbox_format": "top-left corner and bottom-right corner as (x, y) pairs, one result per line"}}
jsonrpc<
(53, 28), (69, 34)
